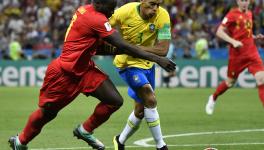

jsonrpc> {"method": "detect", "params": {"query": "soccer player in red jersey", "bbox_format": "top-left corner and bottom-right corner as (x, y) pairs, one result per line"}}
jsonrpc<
(8, 0), (176, 149)
(206, 0), (264, 115)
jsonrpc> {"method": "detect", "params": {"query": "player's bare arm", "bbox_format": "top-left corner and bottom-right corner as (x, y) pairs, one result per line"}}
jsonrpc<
(96, 41), (119, 55)
(216, 25), (243, 48)
(103, 31), (176, 72)
(253, 34), (264, 40)
(137, 40), (169, 57)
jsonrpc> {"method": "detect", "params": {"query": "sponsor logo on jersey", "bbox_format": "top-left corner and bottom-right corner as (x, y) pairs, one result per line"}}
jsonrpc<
(133, 75), (140, 83)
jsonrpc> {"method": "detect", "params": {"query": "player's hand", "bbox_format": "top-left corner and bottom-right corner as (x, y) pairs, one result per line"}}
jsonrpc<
(232, 40), (243, 48)
(254, 34), (264, 40)
(157, 57), (176, 72)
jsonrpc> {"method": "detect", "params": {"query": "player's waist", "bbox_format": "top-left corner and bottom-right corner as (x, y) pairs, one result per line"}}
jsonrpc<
(114, 55), (153, 68)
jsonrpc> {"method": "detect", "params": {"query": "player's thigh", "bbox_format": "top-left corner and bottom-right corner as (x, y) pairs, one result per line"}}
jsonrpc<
(255, 71), (264, 85)
(81, 67), (123, 106)
(118, 67), (150, 89)
(227, 58), (247, 79)
(248, 57), (264, 75)
(248, 57), (264, 85)
(147, 66), (156, 90)
(91, 78), (123, 106)
(39, 63), (81, 111)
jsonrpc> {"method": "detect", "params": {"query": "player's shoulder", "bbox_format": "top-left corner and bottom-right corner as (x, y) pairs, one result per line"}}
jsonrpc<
(79, 5), (105, 17)
(121, 2), (139, 8)
(227, 8), (241, 15)
(113, 2), (139, 19)
(247, 10), (253, 17)
(79, 5), (107, 22)
(157, 6), (170, 17)
(117, 2), (139, 12)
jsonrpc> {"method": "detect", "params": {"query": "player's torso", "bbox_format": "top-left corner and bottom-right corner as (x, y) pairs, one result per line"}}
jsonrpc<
(114, 3), (163, 69)
(60, 5), (101, 75)
(227, 9), (253, 41)
(226, 9), (258, 59)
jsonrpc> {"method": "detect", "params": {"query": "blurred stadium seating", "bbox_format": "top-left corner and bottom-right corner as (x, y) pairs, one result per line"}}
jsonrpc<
(0, 0), (264, 60)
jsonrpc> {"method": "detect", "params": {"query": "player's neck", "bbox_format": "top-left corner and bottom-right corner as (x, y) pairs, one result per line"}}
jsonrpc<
(238, 7), (248, 13)
(138, 5), (148, 20)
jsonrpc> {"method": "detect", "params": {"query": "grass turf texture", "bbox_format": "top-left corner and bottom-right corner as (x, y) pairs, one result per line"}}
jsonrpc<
(1, 87), (264, 150)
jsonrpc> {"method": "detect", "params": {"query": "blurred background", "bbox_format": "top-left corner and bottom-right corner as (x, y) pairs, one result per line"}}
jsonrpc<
(1, 1), (264, 149)
(1, 0), (264, 61)
(1, 0), (264, 88)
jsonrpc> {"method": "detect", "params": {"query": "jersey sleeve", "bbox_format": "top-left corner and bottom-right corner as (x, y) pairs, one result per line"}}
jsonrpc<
(109, 9), (121, 27)
(91, 15), (115, 38)
(109, 4), (128, 27)
(157, 9), (171, 40)
(221, 11), (236, 27)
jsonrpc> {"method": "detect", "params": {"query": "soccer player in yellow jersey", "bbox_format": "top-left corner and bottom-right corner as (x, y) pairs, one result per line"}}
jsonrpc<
(110, 1), (171, 150)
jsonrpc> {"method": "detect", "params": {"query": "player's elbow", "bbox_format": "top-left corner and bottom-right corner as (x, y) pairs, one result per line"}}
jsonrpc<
(216, 29), (221, 38)
(216, 26), (225, 38)
(159, 53), (167, 57)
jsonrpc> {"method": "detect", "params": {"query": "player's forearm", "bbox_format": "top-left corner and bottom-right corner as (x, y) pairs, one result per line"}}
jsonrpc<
(103, 31), (163, 62)
(96, 42), (121, 55)
(120, 43), (161, 62)
(138, 45), (168, 57)
(216, 26), (237, 45)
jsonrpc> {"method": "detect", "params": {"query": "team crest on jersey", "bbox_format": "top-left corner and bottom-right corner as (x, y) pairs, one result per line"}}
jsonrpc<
(133, 75), (140, 83)
(149, 24), (155, 32)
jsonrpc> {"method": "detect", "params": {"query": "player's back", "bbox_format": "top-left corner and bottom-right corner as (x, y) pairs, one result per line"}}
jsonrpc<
(59, 5), (113, 76)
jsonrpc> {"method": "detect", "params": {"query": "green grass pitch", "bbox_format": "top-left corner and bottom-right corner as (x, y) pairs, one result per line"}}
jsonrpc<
(1, 87), (264, 150)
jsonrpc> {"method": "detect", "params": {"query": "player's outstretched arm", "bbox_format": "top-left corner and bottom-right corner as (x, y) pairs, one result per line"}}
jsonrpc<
(96, 41), (119, 55)
(216, 25), (243, 48)
(253, 34), (264, 40)
(137, 40), (170, 57)
(103, 31), (176, 72)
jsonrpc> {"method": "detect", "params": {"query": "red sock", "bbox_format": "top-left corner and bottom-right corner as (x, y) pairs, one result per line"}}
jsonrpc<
(19, 109), (54, 145)
(213, 81), (229, 101)
(82, 102), (120, 132)
(258, 84), (264, 106)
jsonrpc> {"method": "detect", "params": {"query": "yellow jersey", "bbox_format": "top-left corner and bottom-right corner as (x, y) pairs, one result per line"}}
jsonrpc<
(109, 2), (171, 69)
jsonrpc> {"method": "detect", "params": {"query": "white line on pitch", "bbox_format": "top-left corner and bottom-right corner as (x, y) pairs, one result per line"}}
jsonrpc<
(30, 143), (264, 150)
(30, 128), (264, 150)
(134, 128), (264, 146)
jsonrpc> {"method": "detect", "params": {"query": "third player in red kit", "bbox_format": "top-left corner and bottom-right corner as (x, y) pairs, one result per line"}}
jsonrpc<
(206, 0), (264, 115)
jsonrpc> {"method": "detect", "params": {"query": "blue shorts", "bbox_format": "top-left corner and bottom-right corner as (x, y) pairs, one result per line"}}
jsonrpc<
(117, 66), (155, 103)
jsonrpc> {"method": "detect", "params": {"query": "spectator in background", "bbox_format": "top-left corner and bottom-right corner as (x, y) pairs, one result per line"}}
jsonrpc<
(195, 38), (210, 60)
(0, 32), (9, 59)
(37, 1), (52, 30)
(171, 32), (192, 59)
(7, 14), (24, 41)
(8, 36), (25, 61)
(0, 0), (263, 61)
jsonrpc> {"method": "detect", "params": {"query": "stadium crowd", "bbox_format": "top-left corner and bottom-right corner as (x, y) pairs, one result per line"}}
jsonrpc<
(0, 0), (264, 60)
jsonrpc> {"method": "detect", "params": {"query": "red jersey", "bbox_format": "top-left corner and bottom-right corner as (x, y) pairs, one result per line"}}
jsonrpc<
(59, 5), (115, 76)
(221, 8), (258, 59)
